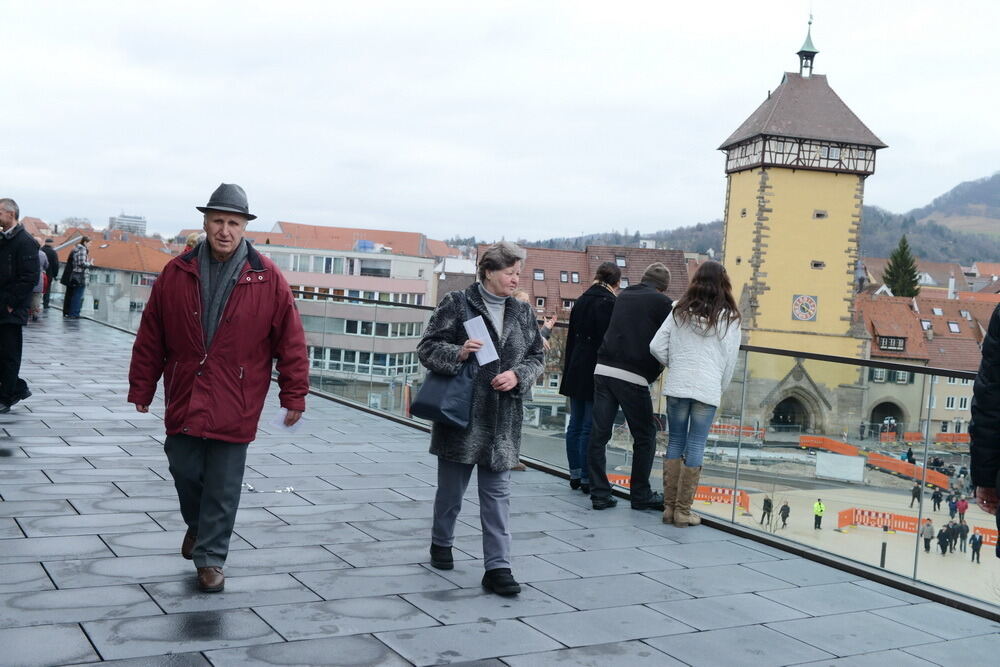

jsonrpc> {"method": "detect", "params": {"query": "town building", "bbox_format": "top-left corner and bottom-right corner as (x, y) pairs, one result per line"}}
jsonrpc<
(108, 213), (148, 236)
(718, 23), (887, 433)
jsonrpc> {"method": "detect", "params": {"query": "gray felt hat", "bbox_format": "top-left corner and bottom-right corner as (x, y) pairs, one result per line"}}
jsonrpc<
(196, 183), (257, 220)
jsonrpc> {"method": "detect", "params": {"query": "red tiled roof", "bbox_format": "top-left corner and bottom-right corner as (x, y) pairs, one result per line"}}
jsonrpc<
(925, 337), (982, 372)
(863, 257), (970, 292)
(912, 296), (982, 342)
(20, 217), (51, 238)
(57, 240), (172, 274)
(974, 262), (1000, 277)
(854, 295), (929, 362)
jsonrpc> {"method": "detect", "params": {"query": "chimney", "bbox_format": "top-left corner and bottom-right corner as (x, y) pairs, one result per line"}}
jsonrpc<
(925, 327), (934, 341)
(947, 272), (956, 299)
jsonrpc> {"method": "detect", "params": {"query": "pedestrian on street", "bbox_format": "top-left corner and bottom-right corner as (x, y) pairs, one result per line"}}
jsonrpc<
(0, 198), (39, 414)
(760, 496), (773, 526)
(957, 496), (969, 521)
(910, 482), (922, 508)
(920, 519), (934, 553)
(970, 532), (983, 563)
(813, 499), (825, 529)
(931, 488), (943, 512)
(31, 247), (47, 322)
(62, 236), (91, 318)
(587, 263), (673, 512)
(958, 520), (969, 553)
(40, 238), (58, 310)
(779, 501), (790, 528)
(128, 184), (308, 593)
(558, 261), (620, 496)
(947, 521), (958, 553)
(948, 497), (958, 520)
(418, 242), (544, 597)
(649, 260), (740, 527)
(937, 527), (949, 555)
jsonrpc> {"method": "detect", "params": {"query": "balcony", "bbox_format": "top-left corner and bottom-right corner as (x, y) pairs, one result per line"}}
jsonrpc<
(1, 306), (998, 665)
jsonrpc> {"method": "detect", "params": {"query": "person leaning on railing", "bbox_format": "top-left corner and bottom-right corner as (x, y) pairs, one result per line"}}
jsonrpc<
(969, 303), (1000, 559)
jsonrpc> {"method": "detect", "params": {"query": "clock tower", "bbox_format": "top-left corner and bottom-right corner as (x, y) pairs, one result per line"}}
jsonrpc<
(719, 21), (886, 433)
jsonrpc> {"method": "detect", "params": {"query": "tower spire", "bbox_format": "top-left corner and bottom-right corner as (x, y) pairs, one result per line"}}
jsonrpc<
(798, 15), (819, 77)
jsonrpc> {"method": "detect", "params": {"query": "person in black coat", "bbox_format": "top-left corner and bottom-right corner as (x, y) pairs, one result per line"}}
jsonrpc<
(0, 199), (40, 413)
(970, 303), (1000, 558)
(558, 262), (620, 494)
(587, 263), (673, 511)
(40, 239), (59, 309)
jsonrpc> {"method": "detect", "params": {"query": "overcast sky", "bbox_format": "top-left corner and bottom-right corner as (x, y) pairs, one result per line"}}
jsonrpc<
(2, 1), (997, 241)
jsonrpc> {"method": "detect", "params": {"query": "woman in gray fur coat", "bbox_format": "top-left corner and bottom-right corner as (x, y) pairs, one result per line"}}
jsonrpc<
(418, 241), (544, 596)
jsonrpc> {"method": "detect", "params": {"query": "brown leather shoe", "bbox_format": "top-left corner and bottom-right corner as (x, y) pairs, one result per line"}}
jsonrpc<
(181, 530), (197, 560)
(197, 566), (224, 592)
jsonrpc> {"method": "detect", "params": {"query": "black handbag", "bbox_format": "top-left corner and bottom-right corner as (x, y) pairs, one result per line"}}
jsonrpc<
(411, 293), (478, 429)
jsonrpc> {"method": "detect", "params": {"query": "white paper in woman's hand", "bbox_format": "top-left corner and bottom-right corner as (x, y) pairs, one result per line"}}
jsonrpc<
(463, 316), (499, 365)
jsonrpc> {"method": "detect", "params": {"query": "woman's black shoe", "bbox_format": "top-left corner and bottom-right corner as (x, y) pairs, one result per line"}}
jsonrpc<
(429, 544), (453, 570)
(569, 478), (581, 490)
(580, 483), (590, 494)
(481, 568), (521, 596)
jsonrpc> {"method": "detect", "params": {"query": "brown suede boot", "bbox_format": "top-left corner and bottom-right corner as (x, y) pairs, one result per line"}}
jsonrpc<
(662, 458), (681, 524)
(673, 464), (703, 528)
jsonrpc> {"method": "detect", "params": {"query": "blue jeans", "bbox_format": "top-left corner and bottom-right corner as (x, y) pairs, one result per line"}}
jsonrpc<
(565, 398), (592, 482)
(68, 283), (85, 317)
(666, 397), (717, 468)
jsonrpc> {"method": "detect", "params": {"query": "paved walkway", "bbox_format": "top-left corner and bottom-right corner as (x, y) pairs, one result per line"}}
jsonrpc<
(1, 314), (999, 666)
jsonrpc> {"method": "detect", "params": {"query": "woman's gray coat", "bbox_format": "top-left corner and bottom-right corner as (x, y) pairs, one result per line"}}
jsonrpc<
(417, 283), (545, 471)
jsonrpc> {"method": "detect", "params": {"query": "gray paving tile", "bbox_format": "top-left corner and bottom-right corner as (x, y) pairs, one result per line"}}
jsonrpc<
(0, 622), (100, 666)
(871, 602), (1000, 640)
(502, 640), (685, 667)
(272, 452), (376, 465)
(0, 470), (50, 484)
(248, 464), (356, 478)
(323, 474), (433, 489)
(45, 467), (163, 482)
(0, 584), (161, 628)
(636, 521), (734, 542)
(522, 604), (691, 647)
(646, 623), (833, 666)
(235, 522), (374, 549)
(900, 633), (1000, 665)
(533, 573), (690, 610)
(294, 564), (457, 600)
(0, 481), (126, 500)
(205, 635), (411, 666)
(544, 525), (676, 550)
(150, 507), (288, 531)
(65, 653), (212, 666)
(328, 538), (474, 568)
(0, 534), (113, 564)
(374, 499), (477, 520)
(642, 563), (793, 597)
(259, 502), (397, 525)
(145, 573), (322, 613)
(0, 562), (53, 593)
(403, 585), (574, 623)
(18, 511), (163, 537)
(353, 517), (479, 541)
(758, 582), (908, 616)
(102, 529), (252, 557)
(231, 476), (339, 492)
(0, 516), (22, 538)
(744, 558), (863, 586)
(295, 488), (412, 504)
(255, 595), (439, 640)
(767, 611), (936, 657)
(461, 511), (584, 533)
(538, 547), (681, 577)
(85, 608), (283, 660)
(376, 619), (562, 666)
(639, 540), (778, 567)
(114, 480), (184, 496)
(453, 531), (580, 559)
(425, 554), (579, 588)
(792, 649), (941, 666)
(650, 592), (808, 630)
(850, 579), (927, 604)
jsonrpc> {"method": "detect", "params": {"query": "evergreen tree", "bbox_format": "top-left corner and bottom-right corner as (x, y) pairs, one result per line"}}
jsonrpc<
(882, 235), (920, 297)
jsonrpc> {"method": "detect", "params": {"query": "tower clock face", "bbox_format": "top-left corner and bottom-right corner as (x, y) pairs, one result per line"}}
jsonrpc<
(792, 294), (818, 321)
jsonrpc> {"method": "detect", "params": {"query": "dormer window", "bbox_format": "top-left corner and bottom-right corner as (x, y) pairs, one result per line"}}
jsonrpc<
(920, 320), (931, 330)
(571, 272), (580, 283)
(878, 336), (904, 351)
(533, 269), (544, 281)
(947, 321), (961, 333)
(615, 256), (627, 267)
(560, 271), (568, 282)
(620, 277), (630, 288)
(932, 307), (943, 316)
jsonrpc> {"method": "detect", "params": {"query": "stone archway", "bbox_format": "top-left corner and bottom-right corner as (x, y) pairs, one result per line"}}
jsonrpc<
(766, 387), (826, 435)
(870, 400), (908, 437)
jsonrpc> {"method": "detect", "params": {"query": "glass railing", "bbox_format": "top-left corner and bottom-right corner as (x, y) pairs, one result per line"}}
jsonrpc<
(70, 279), (995, 610)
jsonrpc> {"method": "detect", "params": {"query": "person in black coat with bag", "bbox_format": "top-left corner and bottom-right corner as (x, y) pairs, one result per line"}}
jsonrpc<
(558, 262), (620, 494)
(970, 303), (1000, 559)
(0, 198), (40, 413)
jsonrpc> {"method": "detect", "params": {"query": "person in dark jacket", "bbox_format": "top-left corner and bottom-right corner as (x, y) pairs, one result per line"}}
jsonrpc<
(970, 303), (1000, 557)
(418, 242), (544, 597)
(0, 198), (40, 413)
(931, 488), (943, 512)
(760, 496), (773, 526)
(129, 184), (308, 594)
(40, 239), (58, 309)
(558, 261), (620, 494)
(937, 527), (949, 555)
(958, 520), (970, 553)
(587, 263), (673, 511)
(779, 501), (790, 528)
(62, 236), (91, 318)
(970, 532), (983, 563)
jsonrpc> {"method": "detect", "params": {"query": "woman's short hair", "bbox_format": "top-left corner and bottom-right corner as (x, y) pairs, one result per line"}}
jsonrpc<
(594, 261), (621, 286)
(80, 236), (91, 245)
(477, 241), (526, 281)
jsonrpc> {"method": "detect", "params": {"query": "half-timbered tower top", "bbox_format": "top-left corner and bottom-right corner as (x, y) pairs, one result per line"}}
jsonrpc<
(719, 25), (886, 176)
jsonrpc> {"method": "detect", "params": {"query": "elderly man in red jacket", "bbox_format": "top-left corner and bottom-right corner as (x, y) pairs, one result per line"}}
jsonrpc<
(128, 184), (308, 592)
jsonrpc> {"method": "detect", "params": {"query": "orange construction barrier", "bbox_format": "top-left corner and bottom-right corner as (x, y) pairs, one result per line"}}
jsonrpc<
(799, 436), (949, 489)
(799, 435), (859, 457)
(973, 527), (998, 546)
(935, 433), (970, 444)
(879, 433), (897, 443)
(607, 473), (631, 488)
(902, 432), (923, 442)
(709, 424), (765, 440)
(606, 474), (750, 512)
(837, 507), (918, 533)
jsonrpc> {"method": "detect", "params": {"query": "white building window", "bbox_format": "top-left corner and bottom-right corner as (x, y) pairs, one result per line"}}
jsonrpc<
(872, 368), (887, 383)
(932, 307), (943, 316)
(620, 277), (630, 288)
(615, 255), (627, 267)
(947, 321), (960, 333)
(920, 320), (931, 330)
(878, 337), (904, 351)
(535, 297), (545, 309)
(548, 373), (560, 388)
(895, 371), (909, 384)
(961, 378), (972, 385)
(560, 271), (568, 282)
(945, 396), (956, 410)
(959, 396), (969, 410)
(562, 299), (574, 309)
(947, 377), (957, 385)
(571, 272), (580, 283)
(533, 269), (544, 280)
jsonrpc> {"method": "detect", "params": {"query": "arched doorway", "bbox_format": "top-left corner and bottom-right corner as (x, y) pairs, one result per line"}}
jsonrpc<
(869, 401), (904, 439)
(771, 396), (810, 432)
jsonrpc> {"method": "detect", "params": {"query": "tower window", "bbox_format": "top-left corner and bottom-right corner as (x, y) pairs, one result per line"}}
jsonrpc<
(535, 297), (545, 308)
(813, 210), (828, 220)
(811, 261), (825, 270)
(735, 257), (742, 265)
(740, 208), (748, 218)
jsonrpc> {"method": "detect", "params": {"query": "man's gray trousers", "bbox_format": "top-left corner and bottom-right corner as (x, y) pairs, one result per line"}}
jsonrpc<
(164, 434), (248, 568)
(432, 457), (512, 571)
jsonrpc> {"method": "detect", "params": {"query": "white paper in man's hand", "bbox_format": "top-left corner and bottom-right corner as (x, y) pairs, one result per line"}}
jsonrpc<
(463, 316), (499, 365)
(269, 408), (304, 434)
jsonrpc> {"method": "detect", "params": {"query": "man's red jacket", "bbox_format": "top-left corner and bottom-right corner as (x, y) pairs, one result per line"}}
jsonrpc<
(128, 243), (308, 443)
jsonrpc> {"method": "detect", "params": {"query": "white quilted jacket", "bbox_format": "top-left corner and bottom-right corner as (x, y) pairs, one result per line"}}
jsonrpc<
(648, 310), (742, 407)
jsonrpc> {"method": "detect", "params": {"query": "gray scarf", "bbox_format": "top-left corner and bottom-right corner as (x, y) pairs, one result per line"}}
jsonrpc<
(198, 239), (248, 348)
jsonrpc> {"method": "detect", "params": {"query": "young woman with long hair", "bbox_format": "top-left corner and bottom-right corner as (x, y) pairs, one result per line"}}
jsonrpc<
(649, 260), (741, 527)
